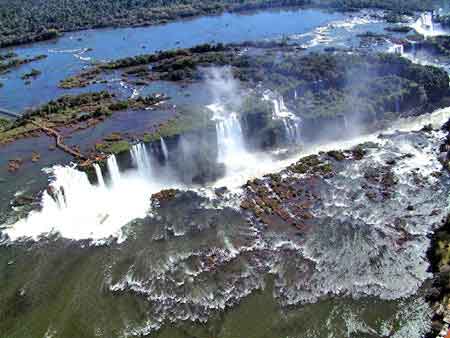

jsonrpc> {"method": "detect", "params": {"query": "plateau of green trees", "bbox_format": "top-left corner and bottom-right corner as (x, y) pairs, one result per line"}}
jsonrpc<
(0, 0), (439, 48)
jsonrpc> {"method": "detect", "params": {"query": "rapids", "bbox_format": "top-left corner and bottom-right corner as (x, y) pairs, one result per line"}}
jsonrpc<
(4, 106), (450, 242)
(1, 8), (450, 337)
(411, 12), (448, 38)
(106, 124), (449, 336)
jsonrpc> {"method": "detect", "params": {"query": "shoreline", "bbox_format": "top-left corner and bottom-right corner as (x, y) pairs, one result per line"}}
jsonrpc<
(0, 0), (434, 50)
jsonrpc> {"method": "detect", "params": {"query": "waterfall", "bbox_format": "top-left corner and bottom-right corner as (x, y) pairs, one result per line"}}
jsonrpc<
(207, 103), (248, 164)
(160, 137), (169, 162)
(263, 90), (302, 145)
(6, 162), (168, 241)
(94, 163), (105, 188)
(282, 119), (302, 145)
(412, 12), (441, 38)
(389, 43), (404, 56)
(393, 44), (404, 56)
(420, 13), (434, 32)
(107, 155), (121, 185)
(215, 112), (247, 162)
(6, 106), (450, 242)
(130, 143), (152, 177)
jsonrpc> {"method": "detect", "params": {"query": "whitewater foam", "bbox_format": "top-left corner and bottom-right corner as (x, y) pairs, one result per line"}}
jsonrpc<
(4, 105), (450, 242)
(5, 150), (181, 242)
(411, 12), (447, 38)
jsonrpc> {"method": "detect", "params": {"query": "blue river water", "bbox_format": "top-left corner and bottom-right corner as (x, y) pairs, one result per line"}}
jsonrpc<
(0, 8), (345, 112)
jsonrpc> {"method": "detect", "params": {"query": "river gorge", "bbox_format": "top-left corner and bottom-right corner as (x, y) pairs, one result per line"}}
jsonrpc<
(1, 4), (450, 338)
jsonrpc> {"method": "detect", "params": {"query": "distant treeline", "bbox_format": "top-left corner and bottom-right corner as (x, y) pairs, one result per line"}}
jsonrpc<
(0, 0), (438, 48)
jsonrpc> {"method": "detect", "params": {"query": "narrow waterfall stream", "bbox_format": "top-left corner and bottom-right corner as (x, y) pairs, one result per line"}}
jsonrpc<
(208, 103), (249, 163)
(106, 155), (121, 185)
(94, 163), (105, 188)
(130, 143), (153, 178)
(160, 137), (169, 162)
(263, 90), (303, 145)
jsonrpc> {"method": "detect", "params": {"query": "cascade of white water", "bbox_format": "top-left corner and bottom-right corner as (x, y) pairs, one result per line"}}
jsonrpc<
(130, 143), (152, 177)
(6, 163), (168, 241)
(215, 113), (247, 162)
(263, 90), (302, 145)
(160, 137), (169, 162)
(94, 163), (105, 188)
(388, 42), (404, 56)
(107, 155), (121, 185)
(7, 106), (450, 242)
(207, 103), (249, 165)
(412, 12), (443, 38)
(283, 119), (302, 144)
(394, 44), (404, 56)
(420, 12), (434, 32)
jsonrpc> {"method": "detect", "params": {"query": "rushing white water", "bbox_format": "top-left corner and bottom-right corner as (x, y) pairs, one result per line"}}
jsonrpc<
(263, 90), (302, 144)
(390, 44), (404, 56)
(93, 163), (105, 188)
(411, 12), (446, 38)
(207, 103), (249, 163)
(5, 147), (181, 242)
(5, 165), (161, 241)
(160, 137), (169, 162)
(130, 143), (153, 178)
(5, 103), (450, 242)
(107, 156), (121, 185)
(206, 102), (278, 188)
(105, 122), (447, 336)
(213, 106), (450, 190)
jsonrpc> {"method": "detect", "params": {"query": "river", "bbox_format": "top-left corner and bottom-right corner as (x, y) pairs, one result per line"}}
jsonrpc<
(0, 6), (449, 338)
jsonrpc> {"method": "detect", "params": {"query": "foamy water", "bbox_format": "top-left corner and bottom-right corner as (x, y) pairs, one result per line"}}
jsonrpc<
(411, 12), (448, 38)
(5, 146), (182, 242)
(4, 106), (450, 242)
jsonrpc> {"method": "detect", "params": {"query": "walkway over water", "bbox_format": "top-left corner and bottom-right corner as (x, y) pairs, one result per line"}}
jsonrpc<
(0, 108), (20, 119)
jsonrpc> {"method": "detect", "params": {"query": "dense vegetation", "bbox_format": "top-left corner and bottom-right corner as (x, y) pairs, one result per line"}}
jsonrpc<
(0, 117), (10, 131)
(0, 54), (46, 75)
(0, 91), (165, 145)
(79, 42), (449, 118)
(59, 41), (450, 151)
(0, 0), (438, 48)
(436, 13), (450, 27)
(21, 68), (41, 80)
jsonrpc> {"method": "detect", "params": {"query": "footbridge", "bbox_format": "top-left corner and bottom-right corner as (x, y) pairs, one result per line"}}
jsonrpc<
(0, 108), (20, 119)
